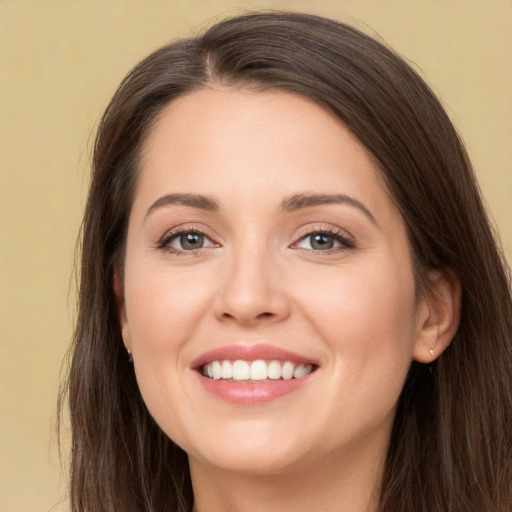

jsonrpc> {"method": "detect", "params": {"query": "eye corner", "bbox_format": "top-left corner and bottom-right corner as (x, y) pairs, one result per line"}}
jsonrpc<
(290, 225), (356, 253)
(156, 225), (221, 254)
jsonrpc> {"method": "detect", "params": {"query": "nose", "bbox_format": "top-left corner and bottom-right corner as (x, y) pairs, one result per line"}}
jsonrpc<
(213, 244), (291, 327)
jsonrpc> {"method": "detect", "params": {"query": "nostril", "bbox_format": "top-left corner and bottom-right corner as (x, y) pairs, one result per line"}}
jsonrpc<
(214, 285), (290, 325)
(219, 310), (276, 325)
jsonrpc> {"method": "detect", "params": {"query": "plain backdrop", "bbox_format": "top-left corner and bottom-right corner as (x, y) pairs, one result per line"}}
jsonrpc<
(0, 1), (511, 510)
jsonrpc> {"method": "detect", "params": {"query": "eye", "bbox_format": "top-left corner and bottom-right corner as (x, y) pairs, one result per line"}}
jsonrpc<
(160, 230), (217, 252)
(293, 229), (354, 252)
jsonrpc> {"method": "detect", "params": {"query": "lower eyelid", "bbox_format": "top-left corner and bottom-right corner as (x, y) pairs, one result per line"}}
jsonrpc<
(294, 235), (352, 251)
(292, 227), (355, 249)
(158, 228), (218, 250)
(157, 226), (354, 252)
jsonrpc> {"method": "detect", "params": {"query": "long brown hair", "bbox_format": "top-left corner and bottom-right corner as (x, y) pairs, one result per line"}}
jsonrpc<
(59, 11), (512, 511)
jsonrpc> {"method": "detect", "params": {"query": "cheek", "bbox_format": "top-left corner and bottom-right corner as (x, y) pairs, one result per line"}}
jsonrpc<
(121, 260), (215, 423)
(121, 261), (215, 447)
(297, 260), (418, 387)
(123, 261), (215, 355)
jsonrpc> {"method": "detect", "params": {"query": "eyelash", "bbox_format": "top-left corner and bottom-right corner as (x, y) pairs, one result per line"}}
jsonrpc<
(157, 226), (355, 254)
(293, 226), (355, 252)
(157, 226), (218, 255)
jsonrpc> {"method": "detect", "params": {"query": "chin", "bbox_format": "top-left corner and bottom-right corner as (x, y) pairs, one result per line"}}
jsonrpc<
(192, 445), (310, 476)
(182, 421), (317, 476)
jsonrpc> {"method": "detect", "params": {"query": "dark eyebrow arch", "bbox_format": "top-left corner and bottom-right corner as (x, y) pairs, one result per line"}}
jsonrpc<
(145, 193), (219, 219)
(279, 193), (377, 225)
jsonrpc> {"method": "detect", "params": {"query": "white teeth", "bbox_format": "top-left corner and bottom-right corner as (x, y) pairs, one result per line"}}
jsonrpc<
(281, 361), (295, 380)
(221, 360), (233, 379)
(293, 363), (312, 379)
(232, 360), (250, 380)
(212, 361), (222, 380)
(267, 360), (282, 380)
(202, 359), (314, 381)
(250, 360), (267, 380)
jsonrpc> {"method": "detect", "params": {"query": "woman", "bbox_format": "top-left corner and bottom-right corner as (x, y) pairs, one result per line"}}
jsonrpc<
(59, 11), (512, 512)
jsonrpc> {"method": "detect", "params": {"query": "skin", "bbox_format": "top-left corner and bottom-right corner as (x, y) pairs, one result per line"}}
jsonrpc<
(119, 87), (460, 512)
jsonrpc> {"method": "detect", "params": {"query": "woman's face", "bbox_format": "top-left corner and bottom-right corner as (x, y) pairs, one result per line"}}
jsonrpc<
(120, 87), (430, 475)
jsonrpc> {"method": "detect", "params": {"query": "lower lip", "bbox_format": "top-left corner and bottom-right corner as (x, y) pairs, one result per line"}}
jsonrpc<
(196, 373), (314, 404)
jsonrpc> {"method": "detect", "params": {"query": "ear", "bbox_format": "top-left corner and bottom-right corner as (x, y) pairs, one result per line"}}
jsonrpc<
(413, 270), (461, 363)
(113, 268), (131, 351)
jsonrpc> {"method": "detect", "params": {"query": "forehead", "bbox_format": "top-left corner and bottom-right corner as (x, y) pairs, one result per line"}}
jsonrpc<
(134, 87), (398, 225)
(140, 87), (356, 170)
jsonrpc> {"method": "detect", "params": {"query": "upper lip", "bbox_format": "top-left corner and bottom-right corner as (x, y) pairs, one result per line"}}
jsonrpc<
(190, 344), (318, 369)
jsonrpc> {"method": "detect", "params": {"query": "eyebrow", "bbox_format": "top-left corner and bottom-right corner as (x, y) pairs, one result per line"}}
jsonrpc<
(145, 193), (219, 219)
(279, 193), (377, 225)
(145, 192), (377, 226)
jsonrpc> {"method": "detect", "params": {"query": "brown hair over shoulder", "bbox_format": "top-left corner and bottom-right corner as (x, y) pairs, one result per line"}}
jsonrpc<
(59, 11), (512, 512)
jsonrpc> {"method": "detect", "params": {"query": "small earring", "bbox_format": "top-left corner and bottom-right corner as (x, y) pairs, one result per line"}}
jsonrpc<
(428, 349), (434, 357)
(127, 349), (133, 363)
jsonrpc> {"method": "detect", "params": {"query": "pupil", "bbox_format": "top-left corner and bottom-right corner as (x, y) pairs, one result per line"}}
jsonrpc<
(181, 233), (203, 250)
(311, 234), (333, 250)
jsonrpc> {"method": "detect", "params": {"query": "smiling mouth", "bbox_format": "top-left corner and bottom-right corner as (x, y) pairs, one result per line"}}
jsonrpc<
(201, 359), (316, 381)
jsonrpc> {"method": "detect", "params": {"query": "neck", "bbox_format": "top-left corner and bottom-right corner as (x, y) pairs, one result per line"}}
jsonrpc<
(189, 440), (386, 512)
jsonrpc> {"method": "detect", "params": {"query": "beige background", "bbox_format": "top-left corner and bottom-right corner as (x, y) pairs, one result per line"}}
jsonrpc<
(0, 1), (510, 510)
